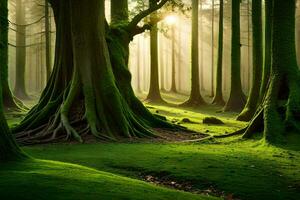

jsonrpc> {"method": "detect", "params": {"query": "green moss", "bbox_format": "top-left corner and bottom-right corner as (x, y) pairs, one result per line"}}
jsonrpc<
(0, 159), (214, 200)
(23, 137), (300, 200)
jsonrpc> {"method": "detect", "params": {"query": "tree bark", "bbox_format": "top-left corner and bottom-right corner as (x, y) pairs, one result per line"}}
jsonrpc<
(0, 0), (25, 161)
(237, 0), (263, 121)
(211, 0), (215, 97)
(223, 0), (245, 112)
(258, 0), (272, 104)
(170, 26), (177, 93)
(45, 0), (52, 81)
(14, 0), (29, 100)
(182, 0), (205, 106)
(14, 0), (177, 144)
(212, 0), (225, 105)
(243, 0), (300, 144)
(146, 0), (165, 103)
(0, 0), (24, 111)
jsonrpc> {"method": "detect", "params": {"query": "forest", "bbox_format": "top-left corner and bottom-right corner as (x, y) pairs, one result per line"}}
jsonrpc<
(0, 0), (299, 199)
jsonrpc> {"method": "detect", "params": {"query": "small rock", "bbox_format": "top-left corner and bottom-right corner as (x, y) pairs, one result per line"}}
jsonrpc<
(203, 117), (224, 125)
(181, 118), (192, 123)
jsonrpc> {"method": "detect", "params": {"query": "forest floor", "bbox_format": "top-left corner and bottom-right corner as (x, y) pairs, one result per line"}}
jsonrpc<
(3, 92), (300, 200)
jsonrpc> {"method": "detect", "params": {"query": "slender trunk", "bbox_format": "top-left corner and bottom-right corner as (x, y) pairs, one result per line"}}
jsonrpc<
(159, 33), (166, 91)
(223, 0), (245, 112)
(14, 0), (29, 100)
(211, 0), (215, 96)
(258, 0), (272, 103)
(212, 0), (225, 105)
(178, 17), (182, 92)
(237, 0), (263, 121)
(182, 0), (205, 106)
(136, 37), (141, 93)
(200, 0), (204, 91)
(170, 26), (177, 93)
(247, 0), (251, 92)
(146, 1), (164, 103)
(45, 0), (51, 81)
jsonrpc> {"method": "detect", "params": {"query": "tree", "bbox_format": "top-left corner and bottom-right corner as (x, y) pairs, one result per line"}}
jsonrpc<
(0, 0), (24, 161)
(170, 24), (177, 93)
(237, 0), (263, 121)
(242, 0), (300, 143)
(258, 0), (272, 104)
(212, 0), (225, 105)
(211, 0), (215, 97)
(182, 0), (205, 106)
(0, 0), (24, 111)
(146, 0), (166, 103)
(14, 0), (178, 144)
(223, 0), (245, 112)
(14, 0), (30, 100)
(45, 0), (52, 81)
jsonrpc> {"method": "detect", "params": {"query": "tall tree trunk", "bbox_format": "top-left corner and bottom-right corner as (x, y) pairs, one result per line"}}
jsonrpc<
(237, 0), (263, 121)
(136, 37), (142, 93)
(211, 0), (215, 97)
(159, 33), (166, 92)
(200, 0), (204, 91)
(182, 0), (205, 106)
(223, 0), (245, 112)
(45, 0), (52, 81)
(14, 0), (29, 100)
(258, 0), (272, 104)
(247, 0), (251, 92)
(212, 0), (225, 105)
(170, 26), (177, 93)
(0, 0), (23, 111)
(146, 0), (165, 103)
(0, 0), (25, 161)
(243, 0), (300, 143)
(14, 0), (177, 144)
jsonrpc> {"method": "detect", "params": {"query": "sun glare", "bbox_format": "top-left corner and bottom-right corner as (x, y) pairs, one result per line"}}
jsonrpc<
(164, 15), (177, 25)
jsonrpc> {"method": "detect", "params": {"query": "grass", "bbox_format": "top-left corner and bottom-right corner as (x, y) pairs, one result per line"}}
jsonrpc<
(4, 92), (300, 200)
(0, 159), (216, 200)
(24, 137), (300, 200)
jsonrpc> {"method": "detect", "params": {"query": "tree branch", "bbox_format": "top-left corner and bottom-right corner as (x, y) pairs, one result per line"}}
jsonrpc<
(131, 24), (152, 37)
(128, 0), (169, 29)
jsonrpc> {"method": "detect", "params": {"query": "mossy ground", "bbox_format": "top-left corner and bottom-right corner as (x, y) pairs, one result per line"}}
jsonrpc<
(0, 159), (215, 200)
(3, 92), (300, 200)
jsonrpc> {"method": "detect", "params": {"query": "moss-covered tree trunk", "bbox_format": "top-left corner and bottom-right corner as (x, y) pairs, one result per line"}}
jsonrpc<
(14, 0), (176, 144)
(14, 0), (29, 100)
(182, 0), (205, 106)
(223, 0), (245, 112)
(258, 0), (272, 104)
(237, 0), (263, 121)
(0, 0), (25, 161)
(243, 0), (300, 143)
(0, 0), (24, 111)
(212, 0), (225, 106)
